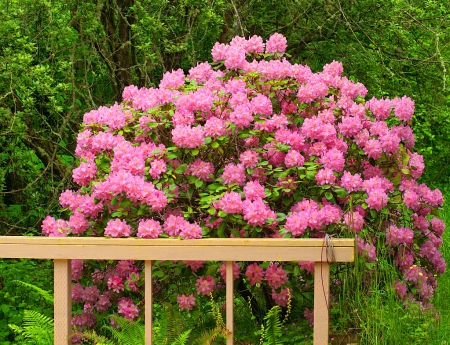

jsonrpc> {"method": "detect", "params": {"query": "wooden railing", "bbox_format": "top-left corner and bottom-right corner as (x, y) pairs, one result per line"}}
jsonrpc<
(0, 237), (354, 345)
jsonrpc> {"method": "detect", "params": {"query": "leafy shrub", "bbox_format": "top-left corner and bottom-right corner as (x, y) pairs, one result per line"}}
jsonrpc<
(42, 33), (446, 339)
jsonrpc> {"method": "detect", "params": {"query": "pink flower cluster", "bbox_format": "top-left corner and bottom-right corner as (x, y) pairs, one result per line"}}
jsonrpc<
(177, 293), (196, 311)
(285, 200), (343, 236)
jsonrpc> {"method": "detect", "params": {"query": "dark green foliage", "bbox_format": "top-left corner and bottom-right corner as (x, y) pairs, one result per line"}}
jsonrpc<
(0, 260), (53, 343)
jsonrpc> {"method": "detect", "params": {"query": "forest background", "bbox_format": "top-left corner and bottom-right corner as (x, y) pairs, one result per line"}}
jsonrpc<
(0, 0), (449, 342)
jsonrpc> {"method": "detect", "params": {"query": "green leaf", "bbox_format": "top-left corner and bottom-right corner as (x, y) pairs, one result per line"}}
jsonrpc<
(325, 192), (333, 200)
(1, 304), (10, 314)
(218, 210), (227, 218)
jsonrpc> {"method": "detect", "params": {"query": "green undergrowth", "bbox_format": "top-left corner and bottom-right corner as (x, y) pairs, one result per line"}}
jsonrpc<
(330, 187), (450, 345)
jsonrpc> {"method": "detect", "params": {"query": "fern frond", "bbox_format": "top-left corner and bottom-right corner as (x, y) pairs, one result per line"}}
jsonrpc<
(11, 280), (54, 304)
(8, 310), (54, 345)
(190, 325), (223, 345)
(164, 302), (185, 344)
(82, 330), (116, 345)
(263, 306), (284, 345)
(103, 315), (145, 345)
(171, 329), (191, 345)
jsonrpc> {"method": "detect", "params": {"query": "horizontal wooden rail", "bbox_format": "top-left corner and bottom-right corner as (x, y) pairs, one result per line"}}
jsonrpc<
(0, 236), (355, 345)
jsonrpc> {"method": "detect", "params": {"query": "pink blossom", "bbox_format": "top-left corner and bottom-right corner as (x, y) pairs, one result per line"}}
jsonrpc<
(395, 280), (408, 301)
(82, 285), (100, 303)
(363, 139), (383, 159)
(164, 215), (188, 237)
(211, 42), (229, 61)
(365, 189), (388, 211)
(188, 62), (213, 84)
(187, 159), (215, 181)
(304, 308), (314, 327)
(177, 293), (196, 311)
(221, 163), (246, 185)
(72, 161), (97, 186)
(338, 116), (363, 137)
(68, 212), (90, 235)
(366, 97), (393, 120)
(72, 283), (84, 303)
(239, 150), (260, 168)
(386, 225), (414, 246)
(118, 297), (139, 319)
(297, 81), (329, 103)
(172, 125), (205, 148)
(196, 276), (216, 296)
(323, 60), (344, 77)
(104, 219), (131, 238)
(149, 159), (167, 179)
(204, 116), (227, 137)
(265, 263), (287, 289)
(244, 181), (266, 201)
(71, 312), (97, 329)
(107, 276), (124, 293)
(71, 260), (84, 281)
(265, 33), (287, 54)
(271, 287), (292, 307)
(217, 191), (243, 214)
(284, 150), (305, 168)
(393, 96), (415, 122)
(285, 211), (309, 236)
(250, 94), (273, 115)
(180, 222), (203, 239)
(242, 198), (276, 226)
(315, 168), (336, 185)
(299, 261), (315, 274)
(356, 237), (376, 262)
(183, 261), (205, 272)
(245, 263), (264, 285)
(41, 216), (69, 237)
(380, 132), (401, 155)
(343, 211), (365, 233)
(340, 171), (362, 192)
(320, 148), (345, 172)
(160, 69), (185, 89)
(95, 294), (112, 312)
(430, 218), (445, 236)
(137, 219), (162, 238)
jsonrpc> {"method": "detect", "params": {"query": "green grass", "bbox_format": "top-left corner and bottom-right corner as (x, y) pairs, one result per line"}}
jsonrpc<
(429, 187), (450, 344)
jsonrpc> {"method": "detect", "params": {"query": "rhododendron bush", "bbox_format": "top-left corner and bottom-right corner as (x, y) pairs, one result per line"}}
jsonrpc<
(42, 33), (446, 336)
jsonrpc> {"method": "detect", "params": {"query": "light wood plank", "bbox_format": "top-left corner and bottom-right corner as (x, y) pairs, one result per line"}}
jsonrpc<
(54, 259), (71, 345)
(0, 244), (354, 262)
(145, 261), (153, 345)
(0, 236), (355, 247)
(314, 262), (330, 345)
(226, 261), (234, 345)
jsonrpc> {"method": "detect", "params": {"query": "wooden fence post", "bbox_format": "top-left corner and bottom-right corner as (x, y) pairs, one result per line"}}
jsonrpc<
(54, 259), (72, 345)
(226, 261), (234, 345)
(145, 260), (153, 345)
(314, 262), (330, 345)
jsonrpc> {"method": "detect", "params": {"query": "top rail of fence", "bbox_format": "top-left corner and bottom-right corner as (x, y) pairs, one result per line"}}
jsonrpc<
(0, 236), (355, 262)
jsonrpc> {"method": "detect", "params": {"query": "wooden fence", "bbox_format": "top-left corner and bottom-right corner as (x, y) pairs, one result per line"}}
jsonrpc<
(0, 237), (354, 345)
